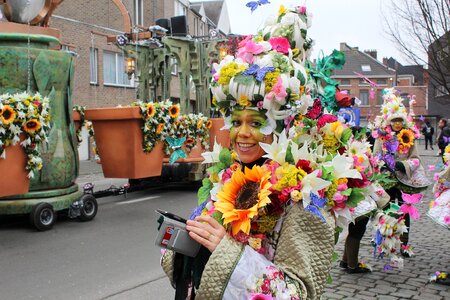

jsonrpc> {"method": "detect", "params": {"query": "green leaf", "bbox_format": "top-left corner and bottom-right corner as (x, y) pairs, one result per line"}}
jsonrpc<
(340, 128), (353, 144)
(197, 178), (213, 205)
(219, 148), (232, 166)
(233, 74), (255, 85)
(211, 211), (224, 225)
(340, 188), (352, 196)
(326, 274), (333, 284)
(285, 143), (295, 165)
(346, 188), (366, 207)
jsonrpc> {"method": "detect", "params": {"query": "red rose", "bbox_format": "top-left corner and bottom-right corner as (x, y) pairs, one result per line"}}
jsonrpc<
(296, 159), (313, 173)
(335, 89), (354, 108)
(305, 98), (322, 119)
(317, 114), (338, 130)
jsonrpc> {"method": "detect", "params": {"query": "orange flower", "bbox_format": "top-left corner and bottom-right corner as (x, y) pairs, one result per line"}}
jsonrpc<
(169, 105), (180, 118)
(215, 165), (272, 235)
(185, 137), (195, 145)
(23, 119), (41, 133)
(397, 129), (414, 148)
(0, 105), (16, 125)
(146, 103), (155, 118)
(156, 123), (164, 134)
(205, 119), (213, 129)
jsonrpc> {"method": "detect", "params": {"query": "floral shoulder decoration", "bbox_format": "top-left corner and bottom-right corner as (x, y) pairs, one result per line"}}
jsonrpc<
(72, 105), (86, 144)
(0, 92), (51, 178)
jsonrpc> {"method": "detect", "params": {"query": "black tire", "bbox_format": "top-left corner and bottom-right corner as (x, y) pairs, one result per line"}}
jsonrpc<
(78, 194), (98, 221)
(30, 203), (56, 231)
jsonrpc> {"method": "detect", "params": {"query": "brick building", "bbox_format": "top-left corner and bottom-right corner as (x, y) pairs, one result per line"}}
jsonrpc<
(332, 43), (428, 126)
(50, 0), (228, 108)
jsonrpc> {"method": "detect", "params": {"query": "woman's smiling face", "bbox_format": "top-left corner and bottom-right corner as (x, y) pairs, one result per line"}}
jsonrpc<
(230, 109), (273, 164)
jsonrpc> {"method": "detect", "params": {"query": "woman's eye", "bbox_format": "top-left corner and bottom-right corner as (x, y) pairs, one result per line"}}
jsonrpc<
(231, 120), (241, 127)
(251, 121), (262, 128)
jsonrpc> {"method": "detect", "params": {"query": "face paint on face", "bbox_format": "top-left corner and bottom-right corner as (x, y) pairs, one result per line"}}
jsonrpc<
(230, 109), (274, 164)
(391, 119), (404, 132)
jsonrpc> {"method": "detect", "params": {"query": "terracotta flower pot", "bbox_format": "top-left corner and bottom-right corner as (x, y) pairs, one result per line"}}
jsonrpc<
(84, 107), (165, 179)
(73, 111), (81, 132)
(209, 117), (230, 150)
(0, 142), (30, 197)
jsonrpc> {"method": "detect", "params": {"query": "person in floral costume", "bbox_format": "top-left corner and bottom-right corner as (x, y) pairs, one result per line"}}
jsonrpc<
(160, 4), (384, 299)
(428, 145), (450, 285)
(372, 88), (431, 257)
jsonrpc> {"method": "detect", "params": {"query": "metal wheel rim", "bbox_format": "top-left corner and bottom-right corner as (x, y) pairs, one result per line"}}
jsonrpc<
(83, 200), (95, 216)
(40, 208), (54, 225)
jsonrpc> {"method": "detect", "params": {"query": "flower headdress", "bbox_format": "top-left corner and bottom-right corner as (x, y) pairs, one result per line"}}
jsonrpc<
(211, 5), (350, 134)
(374, 88), (416, 130)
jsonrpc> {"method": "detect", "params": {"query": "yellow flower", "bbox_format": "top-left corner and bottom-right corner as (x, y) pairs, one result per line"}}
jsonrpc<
(169, 105), (180, 118)
(215, 165), (272, 235)
(248, 237), (262, 251)
(238, 95), (251, 107)
(218, 62), (240, 86)
(290, 190), (302, 202)
(196, 120), (203, 129)
(278, 4), (286, 16)
(156, 123), (165, 134)
(0, 105), (16, 125)
(146, 103), (155, 118)
(264, 71), (281, 94)
(397, 129), (414, 148)
(331, 121), (344, 140)
(23, 119), (41, 133)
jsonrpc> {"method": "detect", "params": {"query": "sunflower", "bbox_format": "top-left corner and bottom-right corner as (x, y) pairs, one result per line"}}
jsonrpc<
(169, 105), (180, 118)
(0, 105), (16, 125)
(146, 103), (155, 118)
(397, 129), (414, 148)
(156, 123), (165, 134)
(196, 120), (203, 129)
(205, 119), (212, 129)
(23, 119), (41, 133)
(215, 165), (272, 235)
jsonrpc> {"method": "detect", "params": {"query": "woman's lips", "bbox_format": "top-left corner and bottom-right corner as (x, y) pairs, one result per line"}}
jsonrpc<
(236, 143), (256, 153)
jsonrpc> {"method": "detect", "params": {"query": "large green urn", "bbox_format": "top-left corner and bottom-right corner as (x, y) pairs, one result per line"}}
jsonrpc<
(0, 32), (81, 214)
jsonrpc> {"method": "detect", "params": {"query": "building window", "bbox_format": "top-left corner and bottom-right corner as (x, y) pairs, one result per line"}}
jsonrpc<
(103, 51), (131, 86)
(134, 0), (144, 26)
(361, 65), (371, 72)
(340, 79), (350, 85)
(359, 78), (369, 85)
(377, 78), (387, 85)
(436, 85), (450, 97)
(171, 57), (178, 75)
(359, 90), (369, 105)
(174, 0), (187, 16)
(90, 47), (98, 84)
(377, 90), (384, 105)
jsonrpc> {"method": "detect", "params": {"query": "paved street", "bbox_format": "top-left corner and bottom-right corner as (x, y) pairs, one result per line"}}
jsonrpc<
(1, 146), (449, 299)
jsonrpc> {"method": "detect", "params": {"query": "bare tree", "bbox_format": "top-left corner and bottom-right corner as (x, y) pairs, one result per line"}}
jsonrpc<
(383, 0), (449, 95)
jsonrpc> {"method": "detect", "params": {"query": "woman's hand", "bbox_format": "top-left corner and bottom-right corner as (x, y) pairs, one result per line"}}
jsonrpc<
(186, 215), (226, 253)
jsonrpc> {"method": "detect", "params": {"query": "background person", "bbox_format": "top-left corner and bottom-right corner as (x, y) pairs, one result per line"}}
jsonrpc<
(422, 121), (434, 150)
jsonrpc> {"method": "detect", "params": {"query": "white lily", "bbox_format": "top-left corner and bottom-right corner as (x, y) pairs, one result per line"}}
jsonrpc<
(300, 170), (332, 206)
(221, 115), (232, 130)
(201, 139), (223, 164)
(260, 129), (289, 164)
(323, 153), (362, 179)
(290, 141), (316, 164)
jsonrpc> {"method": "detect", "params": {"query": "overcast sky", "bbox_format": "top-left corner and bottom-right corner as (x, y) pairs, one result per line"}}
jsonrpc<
(195, 0), (410, 65)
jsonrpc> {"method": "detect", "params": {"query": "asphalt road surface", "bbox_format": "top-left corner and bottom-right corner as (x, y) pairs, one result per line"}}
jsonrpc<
(0, 186), (199, 299)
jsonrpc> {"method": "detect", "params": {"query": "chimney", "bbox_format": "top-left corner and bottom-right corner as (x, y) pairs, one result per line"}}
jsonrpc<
(382, 57), (388, 66)
(339, 42), (347, 51)
(364, 49), (377, 60)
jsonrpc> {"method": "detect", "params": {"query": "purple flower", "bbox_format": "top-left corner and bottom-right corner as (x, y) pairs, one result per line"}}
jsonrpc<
(190, 201), (207, 219)
(382, 153), (395, 170)
(384, 139), (399, 153)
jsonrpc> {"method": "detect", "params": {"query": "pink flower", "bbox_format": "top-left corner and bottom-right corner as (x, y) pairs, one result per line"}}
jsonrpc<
(444, 216), (450, 225)
(297, 6), (307, 14)
(257, 101), (264, 109)
(434, 173), (440, 181)
(261, 279), (271, 294)
(269, 37), (291, 54)
(428, 165), (436, 171)
(250, 294), (273, 300)
(411, 159), (420, 167)
(317, 114), (338, 130)
(213, 74), (219, 81)
(238, 34), (253, 48)
(266, 77), (287, 103)
(337, 184), (348, 192)
(237, 40), (264, 64)
(333, 192), (347, 203)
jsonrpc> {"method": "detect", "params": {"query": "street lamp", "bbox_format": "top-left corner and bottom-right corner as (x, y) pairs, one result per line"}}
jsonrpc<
(126, 58), (135, 79)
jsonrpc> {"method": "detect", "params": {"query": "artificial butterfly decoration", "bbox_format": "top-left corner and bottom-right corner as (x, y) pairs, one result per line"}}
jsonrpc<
(305, 193), (327, 222)
(246, 0), (270, 13)
(419, 115), (425, 122)
(399, 191), (423, 219)
(242, 64), (276, 82)
(372, 228), (383, 258)
(165, 136), (187, 164)
(443, 136), (450, 144)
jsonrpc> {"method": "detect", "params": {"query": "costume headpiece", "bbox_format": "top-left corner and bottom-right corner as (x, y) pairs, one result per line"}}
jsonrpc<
(374, 88), (416, 131)
(211, 5), (352, 134)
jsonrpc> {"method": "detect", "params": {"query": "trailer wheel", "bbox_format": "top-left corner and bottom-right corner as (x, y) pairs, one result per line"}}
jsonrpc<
(30, 203), (56, 231)
(78, 194), (98, 221)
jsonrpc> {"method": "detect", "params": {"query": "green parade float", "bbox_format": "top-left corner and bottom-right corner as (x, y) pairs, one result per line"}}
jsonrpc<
(0, 1), (97, 231)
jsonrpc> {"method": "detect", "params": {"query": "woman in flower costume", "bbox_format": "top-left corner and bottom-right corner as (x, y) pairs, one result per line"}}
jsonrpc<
(372, 88), (431, 257)
(160, 4), (379, 299)
(427, 145), (450, 285)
